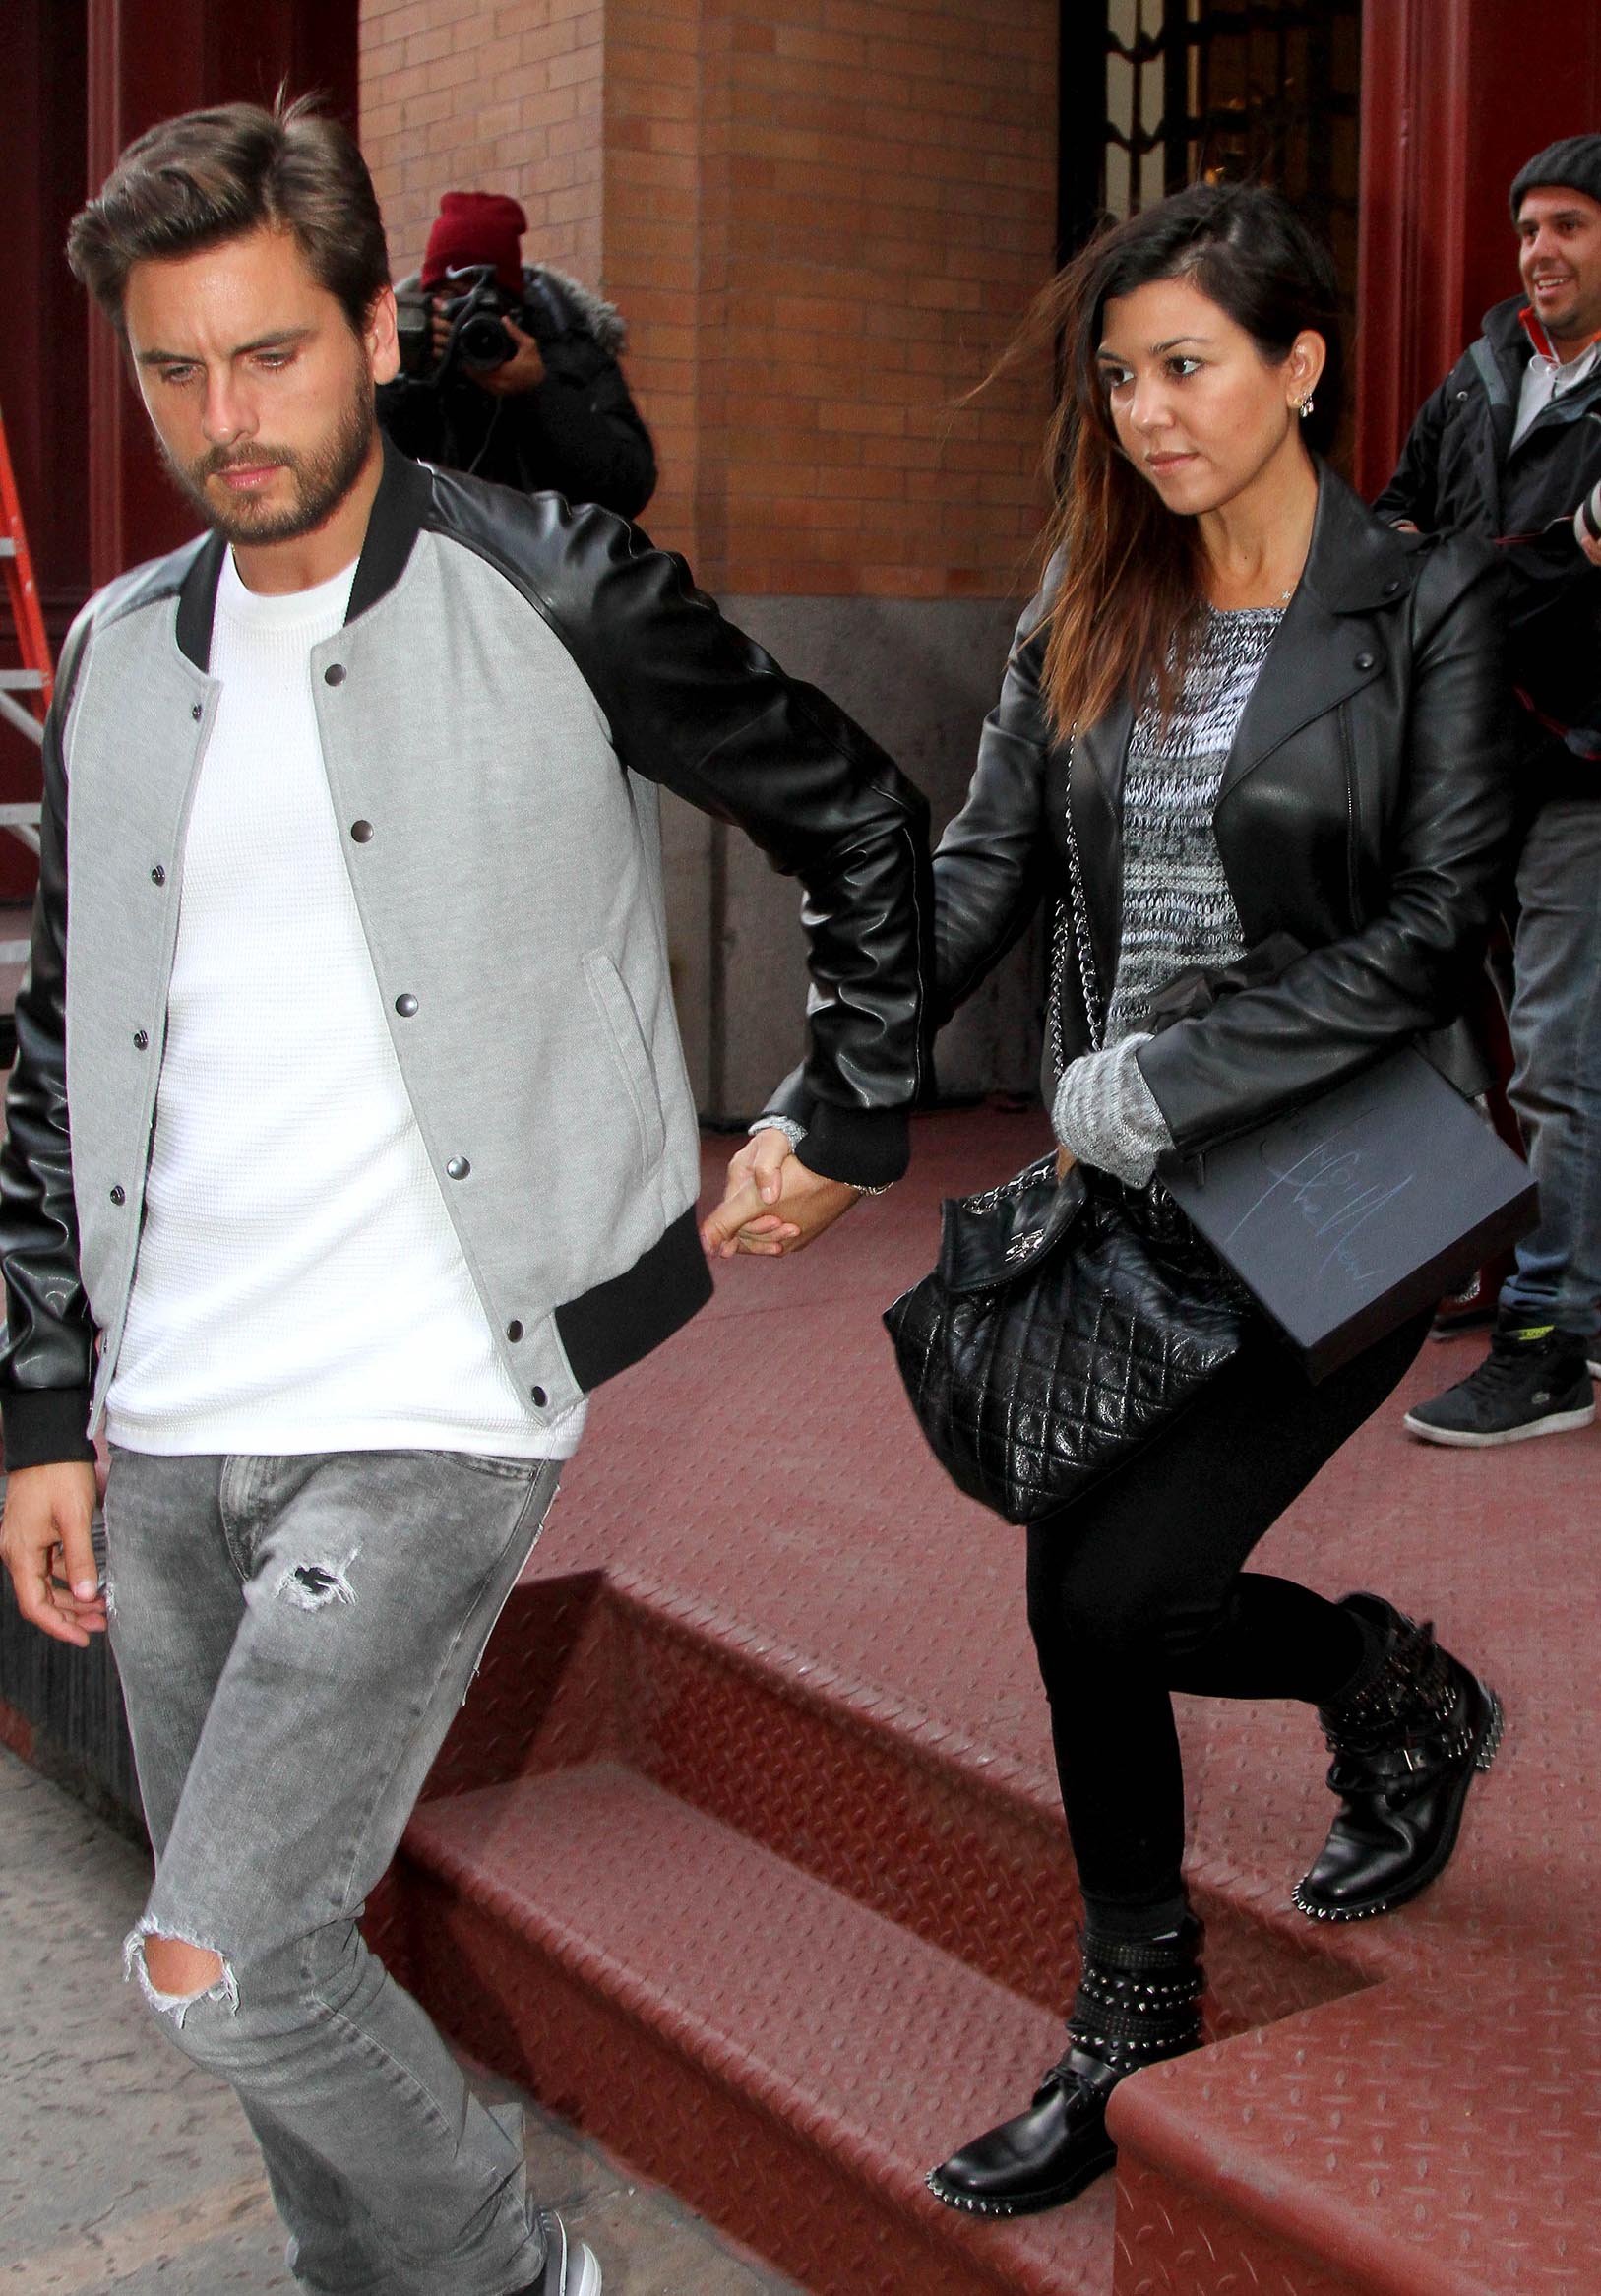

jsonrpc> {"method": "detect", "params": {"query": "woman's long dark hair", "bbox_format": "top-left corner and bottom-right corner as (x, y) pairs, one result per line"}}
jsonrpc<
(1016, 183), (1344, 736)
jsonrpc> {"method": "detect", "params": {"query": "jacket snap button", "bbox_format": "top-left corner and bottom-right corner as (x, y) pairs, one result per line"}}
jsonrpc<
(1456, 388), (1470, 401)
(1382, 578), (1401, 595)
(395, 992), (418, 1017)
(133, 1029), (149, 1049)
(349, 820), (373, 843)
(324, 663), (347, 686)
(530, 1385), (547, 1408)
(109, 1184), (126, 1205)
(150, 864), (166, 886)
(507, 1320), (524, 1342)
(446, 1155), (470, 1179)
(190, 703), (203, 722)
(1354, 652), (1376, 670)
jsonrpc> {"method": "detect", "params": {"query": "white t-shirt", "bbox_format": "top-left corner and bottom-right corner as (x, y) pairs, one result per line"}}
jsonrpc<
(106, 549), (585, 1460)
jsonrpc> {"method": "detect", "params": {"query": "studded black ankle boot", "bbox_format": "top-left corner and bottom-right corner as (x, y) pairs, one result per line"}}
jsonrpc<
(1294, 1591), (1503, 1923)
(926, 1915), (1204, 2218)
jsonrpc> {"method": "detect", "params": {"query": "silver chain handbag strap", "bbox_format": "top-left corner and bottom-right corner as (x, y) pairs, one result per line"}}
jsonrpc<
(1045, 736), (1210, 1245)
(1046, 732), (1106, 1082)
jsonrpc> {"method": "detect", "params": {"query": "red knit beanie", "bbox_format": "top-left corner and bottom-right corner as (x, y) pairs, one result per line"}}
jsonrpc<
(420, 192), (526, 294)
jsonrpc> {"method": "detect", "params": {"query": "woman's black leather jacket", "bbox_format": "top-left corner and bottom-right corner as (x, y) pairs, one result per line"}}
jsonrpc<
(931, 465), (1518, 1156)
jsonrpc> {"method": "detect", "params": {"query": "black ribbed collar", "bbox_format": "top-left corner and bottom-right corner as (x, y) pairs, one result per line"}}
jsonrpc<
(174, 435), (434, 671)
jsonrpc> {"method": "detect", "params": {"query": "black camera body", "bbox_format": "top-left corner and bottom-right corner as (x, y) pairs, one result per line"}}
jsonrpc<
(441, 266), (522, 372)
(396, 263), (570, 384)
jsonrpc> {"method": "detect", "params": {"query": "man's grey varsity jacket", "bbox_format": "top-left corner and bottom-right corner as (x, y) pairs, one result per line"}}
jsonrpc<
(0, 444), (930, 1466)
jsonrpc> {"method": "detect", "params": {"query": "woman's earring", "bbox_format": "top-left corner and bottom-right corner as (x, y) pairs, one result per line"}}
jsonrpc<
(1296, 395), (1315, 421)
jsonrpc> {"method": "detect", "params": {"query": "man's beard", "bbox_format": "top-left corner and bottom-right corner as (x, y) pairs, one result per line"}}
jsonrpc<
(161, 387), (377, 548)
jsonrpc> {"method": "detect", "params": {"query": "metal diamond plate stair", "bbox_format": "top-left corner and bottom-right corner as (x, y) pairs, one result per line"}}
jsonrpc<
(394, 1762), (1116, 2296)
(366, 1111), (1600, 2296)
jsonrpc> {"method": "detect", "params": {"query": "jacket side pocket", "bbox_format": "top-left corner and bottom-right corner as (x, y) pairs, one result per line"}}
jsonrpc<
(583, 950), (667, 1172)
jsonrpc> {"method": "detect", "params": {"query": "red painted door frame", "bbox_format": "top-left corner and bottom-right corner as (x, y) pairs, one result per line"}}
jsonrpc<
(1355, 0), (1601, 496)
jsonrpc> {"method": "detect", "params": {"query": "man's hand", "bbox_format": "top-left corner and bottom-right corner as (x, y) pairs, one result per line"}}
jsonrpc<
(700, 1129), (861, 1259)
(473, 316), (545, 396)
(429, 305), (546, 396)
(0, 1460), (104, 1646)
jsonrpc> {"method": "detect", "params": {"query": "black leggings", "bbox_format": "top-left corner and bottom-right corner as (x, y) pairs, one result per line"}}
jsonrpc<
(1025, 1309), (1430, 1932)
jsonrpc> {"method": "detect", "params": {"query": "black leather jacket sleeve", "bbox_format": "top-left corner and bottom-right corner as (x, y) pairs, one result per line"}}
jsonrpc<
(439, 480), (931, 1185)
(0, 609), (99, 1467)
(1139, 543), (1516, 1152)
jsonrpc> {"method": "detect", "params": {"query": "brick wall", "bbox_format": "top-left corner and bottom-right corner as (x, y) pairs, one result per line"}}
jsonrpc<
(361, 0), (604, 291)
(603, 0), (1060, 594)
(360, 0), (1058, 599)
(603, 0), (705, 564)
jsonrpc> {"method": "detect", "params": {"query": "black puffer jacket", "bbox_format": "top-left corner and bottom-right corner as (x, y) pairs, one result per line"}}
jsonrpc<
(377, 264), (656, 520)
(930, 468), (1516, 1153)
(1373, 293), (1601, 770)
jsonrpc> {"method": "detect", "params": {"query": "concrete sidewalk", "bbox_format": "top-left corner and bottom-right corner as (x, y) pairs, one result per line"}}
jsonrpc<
(0, 1746), (797, 2295)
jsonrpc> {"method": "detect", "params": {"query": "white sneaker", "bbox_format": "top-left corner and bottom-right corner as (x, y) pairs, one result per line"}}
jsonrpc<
(528, 2210), (601, 2296)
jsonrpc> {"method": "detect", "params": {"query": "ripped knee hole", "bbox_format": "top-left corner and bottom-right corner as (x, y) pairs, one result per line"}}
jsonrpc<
(125, 1921), (239, 2020)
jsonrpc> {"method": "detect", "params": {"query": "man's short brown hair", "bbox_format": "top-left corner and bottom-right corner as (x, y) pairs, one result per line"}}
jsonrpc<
(67, 93), (390, 338)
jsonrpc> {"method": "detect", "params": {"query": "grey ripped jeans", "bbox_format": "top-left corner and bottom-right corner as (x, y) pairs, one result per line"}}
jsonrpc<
(104, 1445), (561, 2296)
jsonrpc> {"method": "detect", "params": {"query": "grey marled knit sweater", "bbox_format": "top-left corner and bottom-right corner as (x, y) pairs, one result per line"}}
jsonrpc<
(1053, 605), (1282, 1184)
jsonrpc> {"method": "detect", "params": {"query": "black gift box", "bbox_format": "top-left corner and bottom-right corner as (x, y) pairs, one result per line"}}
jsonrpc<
(1162, 1048), (1539, 1379)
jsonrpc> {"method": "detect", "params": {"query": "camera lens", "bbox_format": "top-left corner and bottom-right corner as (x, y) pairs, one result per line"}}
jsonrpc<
(457, 312), (514, 371)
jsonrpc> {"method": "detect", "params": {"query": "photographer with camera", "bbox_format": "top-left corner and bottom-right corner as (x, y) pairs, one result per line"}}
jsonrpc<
(1377, 134), (1601, 1448)
(377, 190), (655, 519)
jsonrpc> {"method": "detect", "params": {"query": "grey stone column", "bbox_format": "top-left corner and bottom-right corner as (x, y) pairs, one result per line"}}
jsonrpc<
(663, 592), (1046, 1125)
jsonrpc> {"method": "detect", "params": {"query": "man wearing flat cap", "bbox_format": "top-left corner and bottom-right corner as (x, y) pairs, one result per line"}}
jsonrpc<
(1377, 134), (1601, 1446)
(378, 189), (656, 519)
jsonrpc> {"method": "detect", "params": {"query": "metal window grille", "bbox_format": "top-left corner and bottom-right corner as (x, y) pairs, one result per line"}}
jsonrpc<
(1060, 0), (1362, 282)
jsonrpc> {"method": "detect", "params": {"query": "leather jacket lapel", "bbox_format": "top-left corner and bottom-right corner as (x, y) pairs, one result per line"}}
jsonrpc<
(1216, 586), (1363, 803)
(1218, 466), (1410, 803)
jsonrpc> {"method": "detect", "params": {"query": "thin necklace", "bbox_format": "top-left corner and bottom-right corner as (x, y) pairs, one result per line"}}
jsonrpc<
(1211, 567), (1301, 611)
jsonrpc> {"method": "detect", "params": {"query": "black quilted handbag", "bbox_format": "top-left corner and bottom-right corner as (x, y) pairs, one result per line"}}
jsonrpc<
(882, 736), (1247, 1524)
(882, 1151), (1247, 1523)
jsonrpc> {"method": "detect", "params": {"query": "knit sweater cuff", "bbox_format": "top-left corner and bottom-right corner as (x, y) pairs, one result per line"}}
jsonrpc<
(750, 1115), (808, 1150)
(1052, 1034), (1174, 1187)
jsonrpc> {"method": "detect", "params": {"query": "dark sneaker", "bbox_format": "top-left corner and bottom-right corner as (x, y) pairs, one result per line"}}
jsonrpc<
(517, 2211), (601, 2296)
(1403, 1318), (1594, 1447)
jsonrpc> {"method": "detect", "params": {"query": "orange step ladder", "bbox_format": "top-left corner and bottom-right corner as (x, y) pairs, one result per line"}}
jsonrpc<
(0, 402), (49, 1050)
(0, 400), (49, 857)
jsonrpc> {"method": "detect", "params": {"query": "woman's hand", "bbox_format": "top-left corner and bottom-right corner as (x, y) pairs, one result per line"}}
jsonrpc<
(700, 1129), (860, 1258)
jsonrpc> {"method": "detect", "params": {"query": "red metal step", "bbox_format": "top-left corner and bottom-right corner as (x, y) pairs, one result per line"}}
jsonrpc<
(393, 1762), (1117, 2296)
(1110, 1956), (1601, 2296)
(365, 1114), (1598, 2295)
(400, 1570), (1361, 2042)
(369, 1571), (1376, 2295)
